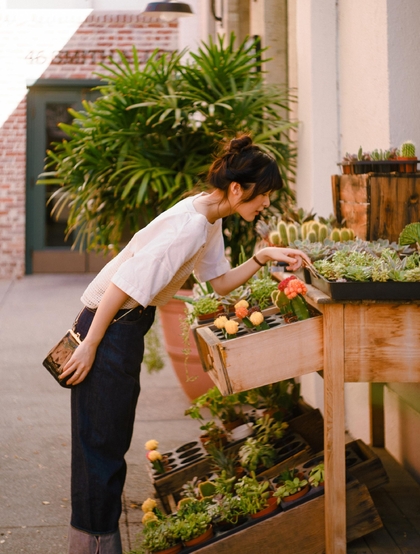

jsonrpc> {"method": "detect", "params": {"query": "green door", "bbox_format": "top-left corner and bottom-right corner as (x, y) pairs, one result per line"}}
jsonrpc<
(26, 83), (111, 274)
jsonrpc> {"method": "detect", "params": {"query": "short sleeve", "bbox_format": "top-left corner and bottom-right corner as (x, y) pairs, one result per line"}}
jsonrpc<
(111, 215), (207, 307)
(193, 219), (230, 282)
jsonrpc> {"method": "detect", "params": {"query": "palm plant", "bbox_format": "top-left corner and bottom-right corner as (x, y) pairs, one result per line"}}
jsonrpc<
(37, 33), (297, 264)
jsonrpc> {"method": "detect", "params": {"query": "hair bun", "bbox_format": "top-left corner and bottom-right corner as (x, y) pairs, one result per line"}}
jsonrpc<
(227, 135), (253, 154)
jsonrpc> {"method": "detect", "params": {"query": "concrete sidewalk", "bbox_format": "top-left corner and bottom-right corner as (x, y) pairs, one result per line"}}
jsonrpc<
(0, 274), (201, 553)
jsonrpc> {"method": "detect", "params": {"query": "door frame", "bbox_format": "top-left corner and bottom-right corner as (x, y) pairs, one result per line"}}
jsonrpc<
(26, 79), (103, 274)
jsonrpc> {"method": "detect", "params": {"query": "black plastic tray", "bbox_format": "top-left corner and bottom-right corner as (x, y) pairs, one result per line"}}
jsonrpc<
(310, 273), (420, 300)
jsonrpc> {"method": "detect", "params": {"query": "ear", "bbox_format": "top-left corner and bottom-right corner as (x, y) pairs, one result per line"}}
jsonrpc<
(230, 181), (243, 196)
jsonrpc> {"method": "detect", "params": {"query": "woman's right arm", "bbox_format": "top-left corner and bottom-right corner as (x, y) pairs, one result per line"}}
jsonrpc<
(60, 283), (130, 386)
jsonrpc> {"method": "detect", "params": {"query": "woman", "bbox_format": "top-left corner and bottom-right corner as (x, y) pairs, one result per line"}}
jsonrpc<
(61, 135), (310, 553)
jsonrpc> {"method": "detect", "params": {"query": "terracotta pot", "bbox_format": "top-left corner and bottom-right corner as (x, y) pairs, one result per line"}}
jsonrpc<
(282, 482), (310, 503)
(397, 156), (418, 173)
(153, 544), (183, 554)
(250, 494), (278, 519)
(223, 418), (244, 432)
(342, 163), (352, 175)
(184, 525), (214, 547)
(158, 290), (214, 400)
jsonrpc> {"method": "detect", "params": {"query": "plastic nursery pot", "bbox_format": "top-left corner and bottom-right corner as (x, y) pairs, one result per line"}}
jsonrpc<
(250, 494), (278, 519)
(229, 423), (254, 441)
(184, 525), (214, 547)
(176, 441), (198, 453)
(153, 543), (183, 554)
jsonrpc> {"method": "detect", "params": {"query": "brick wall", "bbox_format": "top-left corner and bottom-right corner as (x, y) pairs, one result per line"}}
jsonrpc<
(0, 10), (177, 279)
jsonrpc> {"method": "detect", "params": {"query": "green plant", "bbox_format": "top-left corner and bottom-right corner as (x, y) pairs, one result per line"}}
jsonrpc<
(308, 462), (325, 487)
(399, 222), (420, 250)
(38, 34), (296, 265)
(253, 415), (288, 444)
(245, 379), (301, 418)
(185, 386), (247, 424)
(273, 473), (308, 502)
(329, 227), (355, 242)
(143, 320), (165, 373)
(207, 446), (239, 484)
(212, 493), (246, 525)
(248, 275), (278, 309)
(401, 141), (416, 158)
(234, 473), (272, 515)
(238, 437), (277, 473)
(199, 421), (227, 450)
(134, 515), (182, 553)
(176, 511), (213, 543)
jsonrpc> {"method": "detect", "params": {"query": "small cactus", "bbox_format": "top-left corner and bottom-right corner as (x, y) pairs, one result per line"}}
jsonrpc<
(330, 228), (341, 242)
(307, 230), (317, 243)
(287, 223), (299, 244)
(278, 221), (289, 246)
(401, 141), (416, 158)
(329, 227), (355, 242)
(269, 231), (281, 246)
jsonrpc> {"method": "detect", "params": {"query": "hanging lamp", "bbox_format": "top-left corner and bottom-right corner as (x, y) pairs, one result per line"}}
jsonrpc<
(142, 1), (194, 22)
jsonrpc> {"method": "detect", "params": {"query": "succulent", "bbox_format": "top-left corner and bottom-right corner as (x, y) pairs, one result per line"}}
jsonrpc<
(399, 222), (420, 248)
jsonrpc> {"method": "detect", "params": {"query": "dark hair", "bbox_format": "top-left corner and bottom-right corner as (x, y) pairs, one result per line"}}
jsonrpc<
(207, 134), (283, 201)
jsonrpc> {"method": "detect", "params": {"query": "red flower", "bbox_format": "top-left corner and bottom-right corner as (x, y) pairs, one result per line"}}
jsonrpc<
(278, 275), (297, 292)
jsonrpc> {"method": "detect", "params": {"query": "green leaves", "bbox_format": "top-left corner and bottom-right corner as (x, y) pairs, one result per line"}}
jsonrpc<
(37, 35), (296, 255)
(399, 222), (420, 247)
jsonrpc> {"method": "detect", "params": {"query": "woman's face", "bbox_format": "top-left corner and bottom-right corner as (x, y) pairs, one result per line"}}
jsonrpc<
(234, 191), (271, 222)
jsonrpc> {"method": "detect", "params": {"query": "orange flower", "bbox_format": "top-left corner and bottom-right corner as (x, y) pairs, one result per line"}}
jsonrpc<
(235, 306), (249, 319)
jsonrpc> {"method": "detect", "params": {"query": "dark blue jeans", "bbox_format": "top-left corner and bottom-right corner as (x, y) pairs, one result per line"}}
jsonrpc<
(70, 305), (156, 534)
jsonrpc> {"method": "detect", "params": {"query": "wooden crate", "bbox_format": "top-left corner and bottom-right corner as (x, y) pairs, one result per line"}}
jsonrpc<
(150, 409), (324, 513)
(194, 309), (323, 395)
(332, 173), (420, 241)
(187, 479), (382, 554)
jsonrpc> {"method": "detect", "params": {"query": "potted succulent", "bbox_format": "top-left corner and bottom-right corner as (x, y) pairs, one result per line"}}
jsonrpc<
(245, 380), (301, 420)
(199, 421), (229, 451)
(212, 493), (248, 530)
(185, 386), (248, 431)
(308, 462), (325, 487)
(138, 499), (183, 554)
(238, 437), (278, 474)
(176, 500), (214, 547)
(398, 140), (418, 173)
(234, 473), (277, 519)
(273, 468), (310, 503)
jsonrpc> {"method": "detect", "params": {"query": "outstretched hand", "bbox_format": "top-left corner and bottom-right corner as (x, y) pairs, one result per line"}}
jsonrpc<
(262, 246), (311, 271)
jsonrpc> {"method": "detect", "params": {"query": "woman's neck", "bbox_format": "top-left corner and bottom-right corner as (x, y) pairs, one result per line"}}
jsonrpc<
(193, 191), (233, 223)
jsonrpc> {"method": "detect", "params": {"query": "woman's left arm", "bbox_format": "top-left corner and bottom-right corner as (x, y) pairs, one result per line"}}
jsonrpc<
(209, 246), (311, 296)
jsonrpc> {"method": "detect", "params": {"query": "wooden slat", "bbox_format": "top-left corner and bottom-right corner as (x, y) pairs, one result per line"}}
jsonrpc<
(335, 174), (370, 240)
(369, 174), (420, 242)
(323, 303), (346, 554)
(344, 304), (420, 382)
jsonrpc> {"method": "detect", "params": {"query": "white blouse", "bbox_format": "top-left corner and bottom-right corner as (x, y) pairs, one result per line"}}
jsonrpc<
(80, 194), (231, 309)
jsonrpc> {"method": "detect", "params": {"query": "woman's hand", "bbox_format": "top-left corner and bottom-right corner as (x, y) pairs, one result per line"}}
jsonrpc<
(60, 340), (98, 386)
(258, 246), (311, 271)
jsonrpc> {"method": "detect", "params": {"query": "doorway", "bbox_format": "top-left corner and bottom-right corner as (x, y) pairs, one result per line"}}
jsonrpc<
(26, 82), (111, 274)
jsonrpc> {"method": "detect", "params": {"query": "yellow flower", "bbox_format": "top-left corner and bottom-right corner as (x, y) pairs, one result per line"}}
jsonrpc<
(142, 512), (158, 525)
(145, 439), (159, 451)
(147, 450), (162, 462)
(214, 315), (228, 329)
(141, 498), (157, 513)
(224, 320), (239, 335)
(249, 311), (264, 326)
(234, 299), (249, 309)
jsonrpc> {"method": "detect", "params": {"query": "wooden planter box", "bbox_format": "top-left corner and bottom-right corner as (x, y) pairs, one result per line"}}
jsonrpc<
(193, 308), (323, 395)
(186, 478), (382, 554)
(150, 408), (324, 513)
(331, 173), (420, 241)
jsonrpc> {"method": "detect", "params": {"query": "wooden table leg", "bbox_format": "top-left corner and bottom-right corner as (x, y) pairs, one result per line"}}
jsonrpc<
(323, 303), (346, 553)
